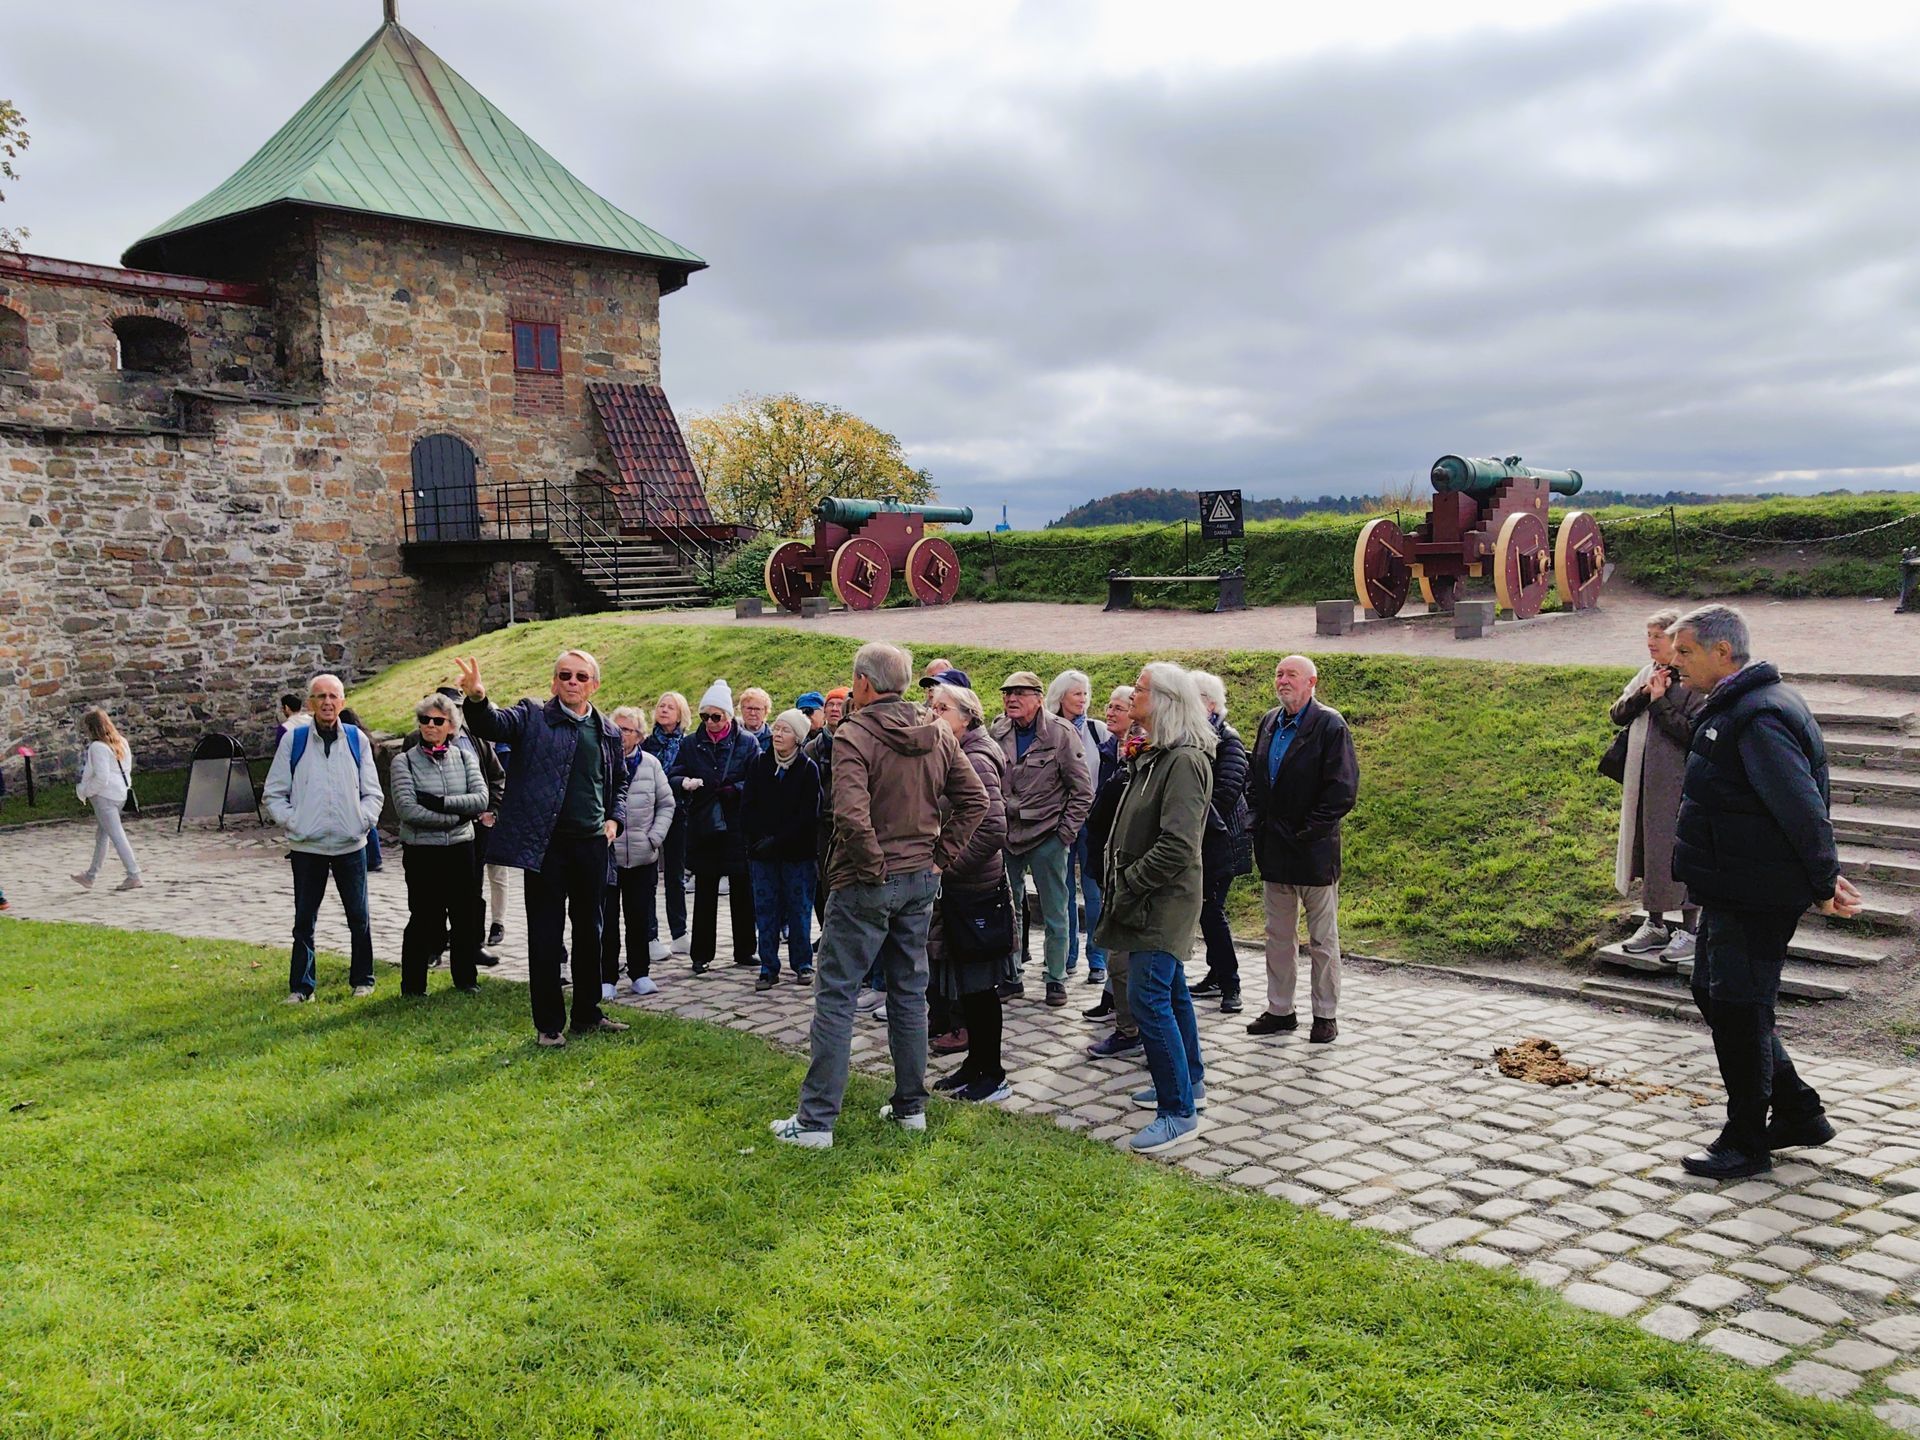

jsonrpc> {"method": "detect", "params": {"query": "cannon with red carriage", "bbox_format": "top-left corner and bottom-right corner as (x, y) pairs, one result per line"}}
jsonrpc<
(763, 496), (974, 612)
(1353, 454), (1606, 620)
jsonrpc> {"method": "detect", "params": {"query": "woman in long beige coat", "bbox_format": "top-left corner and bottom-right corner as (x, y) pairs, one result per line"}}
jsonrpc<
(1611, 608), (1706, 962)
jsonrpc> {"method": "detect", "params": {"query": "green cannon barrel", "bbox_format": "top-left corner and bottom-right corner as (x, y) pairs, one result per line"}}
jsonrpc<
(815, 496), (976, 526)
(1429, 455), (1583, 497)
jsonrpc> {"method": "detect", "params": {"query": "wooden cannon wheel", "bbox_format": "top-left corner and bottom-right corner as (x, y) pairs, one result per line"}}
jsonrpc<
(764, 539), (822, 613)
(830, 536), (892, 610)
(1553, 510), (1605, 610)
(1353, 518), (1413, 618)
(1493, 511), (1551, 619)
(904, 536), (961, 605)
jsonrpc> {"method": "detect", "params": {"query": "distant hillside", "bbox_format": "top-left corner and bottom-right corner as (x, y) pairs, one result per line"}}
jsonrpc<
(1046, 486), (1792, 528)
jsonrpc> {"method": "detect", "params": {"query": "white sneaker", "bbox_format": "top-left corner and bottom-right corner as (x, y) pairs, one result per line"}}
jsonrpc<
(670, 932), (690, 955)
(879, 1103), (926, 1131)
(601, 982), (616, 1001)
(1661, 929), (1696, 963)
(284, 991), (310, 1005)
(873, 1003), (888, 1023)
(350, 984), (374, 997)
(769, 1115), (832, 1149)
(1620, 920), (1670, 954)
(649, 939), (672, 963)
(627, 976), (659, 997)
(718, 877), (730, 896)
(855, 988), (885, 1013)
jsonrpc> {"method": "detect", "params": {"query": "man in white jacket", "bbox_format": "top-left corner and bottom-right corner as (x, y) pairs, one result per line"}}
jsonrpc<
(262, 673), (386, 1002)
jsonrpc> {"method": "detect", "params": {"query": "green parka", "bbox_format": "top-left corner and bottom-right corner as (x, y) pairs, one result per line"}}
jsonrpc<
(1091, 739), (1212, 957)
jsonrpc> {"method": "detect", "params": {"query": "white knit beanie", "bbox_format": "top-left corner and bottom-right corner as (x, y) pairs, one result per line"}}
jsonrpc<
(772, 708), (811, 747)
(698, 679), (734, 718)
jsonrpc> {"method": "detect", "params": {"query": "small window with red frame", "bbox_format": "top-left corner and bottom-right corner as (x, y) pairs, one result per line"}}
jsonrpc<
(512, 320), (561, 375)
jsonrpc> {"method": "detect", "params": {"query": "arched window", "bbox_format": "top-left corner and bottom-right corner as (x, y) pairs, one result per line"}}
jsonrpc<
(0, 308), (26, 372)
(113, 316), (190, 376)
(410, 434), (480, 542)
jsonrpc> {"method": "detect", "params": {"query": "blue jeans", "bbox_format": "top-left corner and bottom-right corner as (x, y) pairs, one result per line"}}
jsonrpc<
(752, 858), (815, 977)
(1130, 948), (1204, 1119)
(364, 826), (383, 870)
(1066, 828), (1105, 973)
(288, 848), (375, 995)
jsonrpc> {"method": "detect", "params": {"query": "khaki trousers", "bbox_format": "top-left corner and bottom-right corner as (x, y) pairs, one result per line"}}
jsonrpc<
(1263, 881), (1341, 1019)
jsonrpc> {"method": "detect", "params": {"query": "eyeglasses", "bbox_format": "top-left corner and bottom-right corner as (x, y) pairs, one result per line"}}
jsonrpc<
(309, 693), (340, 703)
(554, 669), (593, 683)
(616, 725), (641, 735)
(418, 716), (451, 727)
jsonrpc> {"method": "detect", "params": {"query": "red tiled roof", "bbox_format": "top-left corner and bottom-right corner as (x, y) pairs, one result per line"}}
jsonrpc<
(588, 382), (715, 529)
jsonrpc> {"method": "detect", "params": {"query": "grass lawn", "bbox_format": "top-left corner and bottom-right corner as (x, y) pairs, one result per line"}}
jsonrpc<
(0, 920), (1889, 1439)
(349, 619), (1632, 963)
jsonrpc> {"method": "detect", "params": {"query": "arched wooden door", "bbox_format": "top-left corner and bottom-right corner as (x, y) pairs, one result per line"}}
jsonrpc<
(410, 434), (479, 541)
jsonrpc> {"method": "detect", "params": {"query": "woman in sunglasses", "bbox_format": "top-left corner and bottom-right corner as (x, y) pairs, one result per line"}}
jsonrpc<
(389, 692), (491, 996)
(669, 680), (761, 975)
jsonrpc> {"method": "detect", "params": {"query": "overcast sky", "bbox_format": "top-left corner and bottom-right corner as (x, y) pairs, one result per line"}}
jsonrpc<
(10, 0), (1920, 525)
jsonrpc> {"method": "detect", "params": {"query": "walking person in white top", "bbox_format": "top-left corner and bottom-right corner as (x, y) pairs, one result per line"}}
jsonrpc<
(72, 707), (142, 891)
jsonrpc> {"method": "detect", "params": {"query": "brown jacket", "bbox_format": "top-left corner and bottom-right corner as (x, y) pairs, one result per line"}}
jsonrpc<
(944, 723), (1007, 891)
(989, 709), (1095, 854)
(827, 695), (990, 891)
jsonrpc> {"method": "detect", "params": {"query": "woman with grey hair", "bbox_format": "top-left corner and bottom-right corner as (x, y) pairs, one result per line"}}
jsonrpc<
(1188, 670), (1252, 1013)
(1610, 608), (1705, 961)
(390, 691), (491, 996)
(604, 704), (675, 998)
(1046, 668), (1111, 983)
(1093, 661), (1215, 1153)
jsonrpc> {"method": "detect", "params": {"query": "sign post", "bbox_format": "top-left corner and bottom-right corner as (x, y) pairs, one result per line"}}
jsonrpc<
(1197, 489), (1244, 562)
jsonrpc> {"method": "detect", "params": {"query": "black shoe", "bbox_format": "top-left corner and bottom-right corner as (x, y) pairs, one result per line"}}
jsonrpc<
(1309, 1017), (1339, 1045)
(691, 959), (711, 976)
(1766, 1113), (1837, 1150)
(1045, 981), (1069, 1008)
(996, 980), (1026, 1001)
(1682, 1143), (1772, 1180)
(933, 1071), (974, 1094)
(487, 923), (505, 947)
(1220, 988), (1243, 1014)
(1247, 1011), (1298, 1036)
(733, 956), (759, 969)
(1087, 1029), (1144, 1060)
(455, 984), (480, 994)
(475, 950), (501, 969)
(1191, 972), (1222, 997)
(1083, 993), (1114, 1021)
(754, 974), (777, 991)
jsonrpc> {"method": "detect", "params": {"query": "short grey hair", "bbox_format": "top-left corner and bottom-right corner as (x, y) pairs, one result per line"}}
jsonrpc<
(852, 641), (912, 696)
(415, 692), (463, 733)
(1106, 684), (1135, 708)
(1674, 603), (1751, 662)
(555, 648), (600, 681)
(1137, 662), (1218, 757)
(611, 705), (647, 731)
(1189, 669), (1228, 718)
(1045, 669), (1092, 715)
(930, 683), (986, 728)
(1645, 607), (1682, 631)
(1276, 654), (1318, 681)
(308, 673), (345, 699)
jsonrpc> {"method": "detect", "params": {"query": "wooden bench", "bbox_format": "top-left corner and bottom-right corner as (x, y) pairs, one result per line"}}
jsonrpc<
(1103, 568), (1247, 613)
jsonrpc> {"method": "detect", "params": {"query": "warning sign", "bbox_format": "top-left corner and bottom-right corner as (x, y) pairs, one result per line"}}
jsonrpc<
(1197, 489), (1244, 540)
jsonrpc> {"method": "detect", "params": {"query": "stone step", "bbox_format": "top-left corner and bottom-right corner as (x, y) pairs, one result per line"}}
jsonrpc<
(1804, 881), (1919, 934)
(1833, 803), (1920, 846)
(1676, 957), (1853, 1001)
(1787, 671), (1920, 696)
(1823, 726), (1920, 773)
(1579, 978), (1695, 1016)
(1593, 948), (1852, 1001)
(1798, 688), (1919, 735)
(1839, 842), (1920, 889)
(1829, 765), (1920, 807)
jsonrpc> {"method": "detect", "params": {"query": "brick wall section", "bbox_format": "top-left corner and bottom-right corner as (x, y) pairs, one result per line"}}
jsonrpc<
(0, 215), (670, 777)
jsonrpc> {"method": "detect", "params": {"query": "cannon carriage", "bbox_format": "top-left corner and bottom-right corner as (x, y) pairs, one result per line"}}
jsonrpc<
(763, 496), (975, 612)
(1353, 455), (1606, 621)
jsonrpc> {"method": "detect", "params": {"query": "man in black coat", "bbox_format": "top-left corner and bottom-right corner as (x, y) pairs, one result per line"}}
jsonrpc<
(1246, 655), (1359, 1045)
(1669, 604), (1861, 1179)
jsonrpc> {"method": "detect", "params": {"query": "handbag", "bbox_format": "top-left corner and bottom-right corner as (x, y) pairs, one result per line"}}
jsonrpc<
(943, 878), (1014, 960)
(1597, 727), (1629, 785)
(117, 753), (141, 816)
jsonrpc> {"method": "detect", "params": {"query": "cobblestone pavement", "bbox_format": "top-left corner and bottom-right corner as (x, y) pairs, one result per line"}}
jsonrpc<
(8, 816), (1920, 1428)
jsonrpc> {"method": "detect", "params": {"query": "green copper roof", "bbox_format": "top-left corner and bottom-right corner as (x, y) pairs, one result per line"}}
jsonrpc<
(125, 22), (704, 273)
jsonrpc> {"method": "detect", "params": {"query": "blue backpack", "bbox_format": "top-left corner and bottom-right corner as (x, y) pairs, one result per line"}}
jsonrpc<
(288, 723), (364, 775)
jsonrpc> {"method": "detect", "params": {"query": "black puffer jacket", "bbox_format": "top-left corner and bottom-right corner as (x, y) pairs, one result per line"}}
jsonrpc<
(1672, 662), (1837, 913)
(1204, 715), (1253, 882)
(742, 748), (822, 863)
(670, 724), (761, 875)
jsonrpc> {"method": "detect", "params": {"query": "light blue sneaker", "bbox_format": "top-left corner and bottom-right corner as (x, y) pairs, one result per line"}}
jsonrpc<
(1131, 1112), (1201, 1154)
(1132, 1083), (1205, 1111)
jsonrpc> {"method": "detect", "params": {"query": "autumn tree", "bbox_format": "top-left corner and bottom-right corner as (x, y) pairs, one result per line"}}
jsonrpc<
(686, 393), (935, 536)
(0, 100), (28, 252)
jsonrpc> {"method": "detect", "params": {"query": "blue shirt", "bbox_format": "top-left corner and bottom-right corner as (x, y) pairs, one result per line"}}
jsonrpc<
(1014, 720), (1038, 760)
(1266, 706), (1304, 789)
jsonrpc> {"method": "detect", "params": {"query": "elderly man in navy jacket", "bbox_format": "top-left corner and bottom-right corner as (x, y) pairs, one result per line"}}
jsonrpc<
(1669, 604), (1861, 1179)
(1246, 655), (1359, 1045)
(458, 649), (630, 1047)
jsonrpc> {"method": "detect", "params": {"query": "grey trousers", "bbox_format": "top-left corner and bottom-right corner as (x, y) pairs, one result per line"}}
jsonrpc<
(84, 796), (140, 880)
(796, 867), (938, 1132)
(1007, 836), (1072, 982)
(1263, 880), (1340, 1019)
(1111, 949), (1137, 1036)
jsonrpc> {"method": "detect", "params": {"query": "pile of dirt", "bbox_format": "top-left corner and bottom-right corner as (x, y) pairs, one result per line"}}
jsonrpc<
(1491, 1037), (1712, 1106)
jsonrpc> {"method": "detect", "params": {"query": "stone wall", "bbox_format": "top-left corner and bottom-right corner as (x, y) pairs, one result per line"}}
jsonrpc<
(0, 217), (671, 777)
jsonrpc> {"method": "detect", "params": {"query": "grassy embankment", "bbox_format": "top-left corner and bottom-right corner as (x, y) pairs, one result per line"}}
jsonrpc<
(708, 494), (1920, 608)
(352, 620), (1631, 963)
(0, 919), (1894, 1439)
